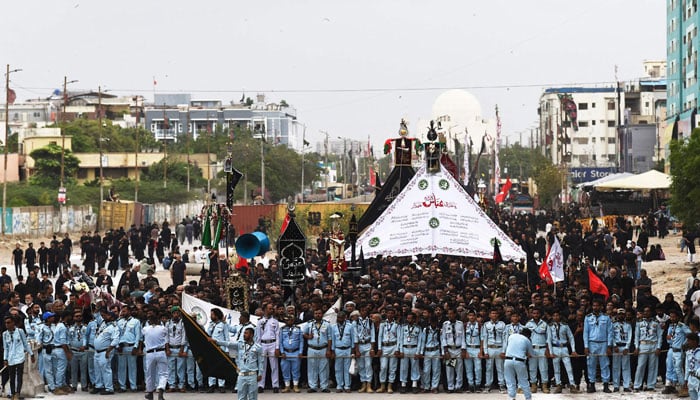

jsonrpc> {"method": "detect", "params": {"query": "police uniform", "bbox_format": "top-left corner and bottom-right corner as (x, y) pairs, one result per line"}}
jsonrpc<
(398, 321), (422, 391)
(37, 322), (56, 390)
(666, 321), (691, 389)
(463, 320), (482, 391)
(142, 321), (169, 396)
(377, 318), (400, 391)
(420, 325), (441, 392)
(634, 317), (662, 390)
(236, 340), (263, 400)
(85, 315), (100, 388)
(278, 322), (303, 390)
(353, 316), (375, 391)
(686, 346), (700, 400)
(583, 311), (613, 390)
(611, 319), (632, 391)
(481, 319), (506, 391)
(331, 319), (355, 391)
(502, 322), (525, 352)
(229, 320), (255, 391)
(547, 321), (576, 389)
(117, 315), (142, 391)
(441, 319), (464, 392)
(51, 320), (69, 390)
(3, 326), (33, 397)
(93, 319), (120, 393)
(524, 318), (549, 391)
(255, 315), (279, 391)
(207, 319), (230, 389)
(504, 333), (533, 400)
(68, 319), (88, 390)
(166, 317), (186, 391)
(303, 318), (331, 391)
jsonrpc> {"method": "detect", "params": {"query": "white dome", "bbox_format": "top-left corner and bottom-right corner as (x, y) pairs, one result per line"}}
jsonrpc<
(430, 90), (491, 149)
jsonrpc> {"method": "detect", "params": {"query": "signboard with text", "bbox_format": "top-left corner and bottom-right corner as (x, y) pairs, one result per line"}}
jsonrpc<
(569, 167), (616, 184)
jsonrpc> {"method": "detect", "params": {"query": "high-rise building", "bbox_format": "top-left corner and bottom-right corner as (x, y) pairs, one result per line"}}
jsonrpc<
(667, 0), (698, 136)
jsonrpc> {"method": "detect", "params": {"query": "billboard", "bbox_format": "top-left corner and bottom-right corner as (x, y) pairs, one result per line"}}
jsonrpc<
(569, 167), (616, 184)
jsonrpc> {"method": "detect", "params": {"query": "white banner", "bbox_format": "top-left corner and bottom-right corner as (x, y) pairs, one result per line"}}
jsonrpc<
(546, 236), (565, 283)
(181, 293), (341, 327)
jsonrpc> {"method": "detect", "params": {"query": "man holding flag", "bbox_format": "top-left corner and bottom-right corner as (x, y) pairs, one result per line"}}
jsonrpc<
(538, 236), (565, 287)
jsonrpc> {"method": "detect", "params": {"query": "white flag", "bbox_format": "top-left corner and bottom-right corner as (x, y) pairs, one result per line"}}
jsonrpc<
(546, 236), (565, 282)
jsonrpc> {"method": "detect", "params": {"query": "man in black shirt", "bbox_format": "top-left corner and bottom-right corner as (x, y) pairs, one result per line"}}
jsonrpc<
(170, 252), (186, 287)
(37, 242), (49, 276)
(24, 242), (36, 276)
(10, 244), (22, 278)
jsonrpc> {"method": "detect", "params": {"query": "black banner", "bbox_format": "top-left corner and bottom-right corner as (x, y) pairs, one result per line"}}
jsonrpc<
(181, 311), (237, 381)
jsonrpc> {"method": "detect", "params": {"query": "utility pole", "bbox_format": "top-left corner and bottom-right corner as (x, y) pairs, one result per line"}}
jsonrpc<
(98, 85), (104, 230)
(162, 104), (168, 188)
(134, 96), (139, 202)
(321, 130), (329, 199)
(300, 124), (307, 202)
(3, 65), (21, 235)
(186, 109), (190, 192)
(206, 112), (211, 195)
(260, 133), (265, 203)
(59, 76), (78, 233)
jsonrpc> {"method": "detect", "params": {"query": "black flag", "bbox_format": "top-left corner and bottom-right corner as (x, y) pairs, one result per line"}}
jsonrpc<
(226, 168), (244, 209)
(359, 246), (367, 276)
(181, 311), (237, 381)
(492, 238), (503, 265)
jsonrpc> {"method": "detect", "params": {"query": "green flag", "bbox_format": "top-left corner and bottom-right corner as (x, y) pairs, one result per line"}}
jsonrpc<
(201, 206), (212, 247)
(212, 212), (223, 247)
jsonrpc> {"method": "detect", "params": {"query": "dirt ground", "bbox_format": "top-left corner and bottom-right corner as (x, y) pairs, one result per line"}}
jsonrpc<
(0, 231), (693, 302)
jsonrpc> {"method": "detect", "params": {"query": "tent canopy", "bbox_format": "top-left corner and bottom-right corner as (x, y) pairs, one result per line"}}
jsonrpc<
(595, 169), (671, 191)
(577, 172), (633, 190)
(346, 164), (526, 261)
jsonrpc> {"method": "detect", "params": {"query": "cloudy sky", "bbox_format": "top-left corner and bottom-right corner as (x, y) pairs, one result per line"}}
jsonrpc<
(1, 0), (664, 150)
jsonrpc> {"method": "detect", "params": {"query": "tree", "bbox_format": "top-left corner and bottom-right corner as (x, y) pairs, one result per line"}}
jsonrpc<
(29, 144), (81, 187)
(141, 158), (206, 187)
(669, 128), (700, 227)
(532, 164), (564, 209)
(499, 144), (550, 180)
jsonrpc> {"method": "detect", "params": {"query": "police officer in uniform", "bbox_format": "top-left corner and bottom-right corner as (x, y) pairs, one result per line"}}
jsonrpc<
(610, 308), (632, 392)
(481, 308), (505, 393)
(3, 315), (34, 400)
(547, 309), (578, 393)
(463, 310), (482, 393)
(117, 307), (141, 392)
(441, 308), (464, 393)
(353, 304), (375, 393)
(166, 308), (186, 392)
(206, 308), (230, 393)
(377, 307), (400, 393)
(398, 311), (421, 393)
(90, 309), (120, 395)
(230, 311), (256, 392)
(331, 311), (355, 393)
(503, 327), (533, 400)
(664, 308), (691, 395)
(525, 307), (550, 393)
(583, 298), (613, 393)
(235, 327), (263, 400)
(68, 310), (88, 391)
(685, 333), (700, 400)
(420, 316), (441, 393)
(302, 308), (331, 393)
(634, 305), (662, 391)
(50, 312), (71, 394)
(142, 307), (168, 400)
(277, 314), (302, 393)
(85, 309), (101, 391)
(255, 304), (279, 393)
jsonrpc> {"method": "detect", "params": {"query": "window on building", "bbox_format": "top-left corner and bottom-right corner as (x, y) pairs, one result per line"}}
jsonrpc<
(635, 156), (647, 163)
(50, 141), (57, 146)
(592, 137), (597, 143)
(607, 120), (616, 127)
(608, 101), (616, 110)
(563, 121), (571, 128)
(578, 103), (588, 110)
(645, 101), (650, 108)
(578, 121), (589, 127)
(607, 155), (616, 163)
(77, 169), (88, 179)
(591, 102), (596, 108)
(608, 137), (616, 144)
(592, 120), (596, 125)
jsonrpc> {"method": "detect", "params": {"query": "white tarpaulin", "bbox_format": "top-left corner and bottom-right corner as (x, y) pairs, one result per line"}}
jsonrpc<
(595, 169), (672, 191)
(181, 293), (341, 327)
(576, 172), (633, 189)
(347, 164), (526, 261)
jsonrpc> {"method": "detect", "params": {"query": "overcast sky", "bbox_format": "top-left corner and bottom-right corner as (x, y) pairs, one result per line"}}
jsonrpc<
(1, 0), (664, 150)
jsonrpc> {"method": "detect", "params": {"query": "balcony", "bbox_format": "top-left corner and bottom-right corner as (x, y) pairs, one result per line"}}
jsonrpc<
(154, 129), (177, 141)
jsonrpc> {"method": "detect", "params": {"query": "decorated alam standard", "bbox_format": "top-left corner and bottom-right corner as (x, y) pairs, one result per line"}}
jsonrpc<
(23, 119), (693, 400)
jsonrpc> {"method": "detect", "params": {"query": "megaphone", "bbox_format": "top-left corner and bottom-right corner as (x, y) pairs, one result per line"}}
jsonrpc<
(235, 231), (270, 259)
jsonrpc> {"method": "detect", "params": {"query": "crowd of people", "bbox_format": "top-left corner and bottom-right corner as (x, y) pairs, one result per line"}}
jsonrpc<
(0, 204), (698, 400)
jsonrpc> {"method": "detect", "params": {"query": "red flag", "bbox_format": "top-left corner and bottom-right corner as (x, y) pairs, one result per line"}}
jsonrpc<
(7, 88), (16, 105)
(235, 256), (249, 271)
(280, 214), (290, 235)
(538, 244), (554, 285)
(495, 177), (512, 204)
(369, 167), (376, 187)
(588, 267), (609, 300)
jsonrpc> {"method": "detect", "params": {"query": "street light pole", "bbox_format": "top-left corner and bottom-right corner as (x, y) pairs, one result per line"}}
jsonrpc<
(3, 65), (21, 235)
(134, 96), (140, 202)
(59, 76), (78, 233)
(299, 123), (306, 202)
(260, 134), (265, 203)
(98, 85), (104, 230)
